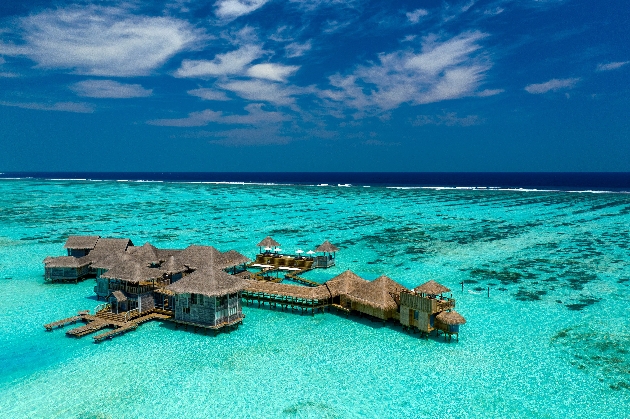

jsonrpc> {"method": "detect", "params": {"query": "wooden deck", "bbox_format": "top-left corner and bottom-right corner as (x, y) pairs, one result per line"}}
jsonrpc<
(45, 309), (173, 343)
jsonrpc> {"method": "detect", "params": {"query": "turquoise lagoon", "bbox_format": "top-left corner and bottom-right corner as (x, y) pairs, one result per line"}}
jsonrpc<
(0, 179), (629, 418)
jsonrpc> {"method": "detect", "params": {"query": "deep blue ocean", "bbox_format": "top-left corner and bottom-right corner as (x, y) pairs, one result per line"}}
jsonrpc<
(3, 172), (630, 191)
(0, 174), (628, 418)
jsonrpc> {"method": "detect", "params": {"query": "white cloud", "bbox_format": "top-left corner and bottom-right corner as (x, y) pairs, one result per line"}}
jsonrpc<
(175, 45), (263, 78)
(319, 31), (492, 112)
(406, 9), (428, 24)
(9, 6), (199, 77)
(0, 100), (93, 113)
(596, 61), (629, 71)
(524, 78), (580, 94)
(246, 63), (300, 82)
(188, 88), (231, 101)
(411, 112), (482, 126)
(70, 80), (152, 98)
(215, 0), (270, 19)
(219, 79), (302, 105)
(148, 103), (289, 127)
(477, 88), (503, 97)
(285, 41), (311, 58)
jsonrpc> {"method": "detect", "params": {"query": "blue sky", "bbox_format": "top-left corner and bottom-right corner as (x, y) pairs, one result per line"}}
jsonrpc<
(0, 0), (628, 172)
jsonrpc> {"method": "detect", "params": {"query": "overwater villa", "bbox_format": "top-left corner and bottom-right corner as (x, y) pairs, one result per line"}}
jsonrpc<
(44, 235), (465, 343)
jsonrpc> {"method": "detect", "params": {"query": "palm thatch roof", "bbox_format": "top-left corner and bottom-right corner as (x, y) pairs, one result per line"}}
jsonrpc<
(44, 256), (91, 268)
(178, 245), (222, 270)
(414, 280), (451, 295)
(89, 251), (126, 270)
(155, 248), (182, 260)
(160, 255), (187, 275)
(243, 280), (330, 300)
(436, 310), (466, 325)
(127, 242), (160, 264)
(92, 238), (134, 253)
(109, 290), (127, 302)
(346, 275), (408, 311)
(257, 236), (280, 248)
(167, 268), (246, 297)
(100, 261), (164, 284)
(325, 270), (367, 298)
(216, 250), (251, 269)
(63, 235), (100, 249)
(315, 240), (339, 253)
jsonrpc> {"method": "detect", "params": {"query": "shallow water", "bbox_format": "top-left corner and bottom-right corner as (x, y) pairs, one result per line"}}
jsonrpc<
(0, 179), (628, 418)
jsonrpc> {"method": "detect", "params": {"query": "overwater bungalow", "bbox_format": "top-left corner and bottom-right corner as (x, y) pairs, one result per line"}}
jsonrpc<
(64, 235), (100, 257)
(100, 261), (166, 314)
(44, 235), (466, 343)
(167, 268), (245, 330)
(44, 256), (91, 283)
(399, 280), (456, 336)
(313, 240), (339, 268)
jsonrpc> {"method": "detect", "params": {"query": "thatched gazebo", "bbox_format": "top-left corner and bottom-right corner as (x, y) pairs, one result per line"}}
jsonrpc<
(167, 268), (246, 329)
(414, 280), (451, 297)
(257, 236), (280, 253)
(313, 240), (339, 268)
(217, 250), (251, 273)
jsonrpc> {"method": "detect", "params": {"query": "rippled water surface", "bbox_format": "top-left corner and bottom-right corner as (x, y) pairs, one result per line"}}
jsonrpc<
(0, 179), (628, 418)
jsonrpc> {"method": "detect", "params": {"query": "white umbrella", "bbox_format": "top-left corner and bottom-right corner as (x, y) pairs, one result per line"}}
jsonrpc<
(274, 247), (282, 253)
(296, 249), (304, 254)
(264, 247), (272, 251)
(306, 250), (315, 255)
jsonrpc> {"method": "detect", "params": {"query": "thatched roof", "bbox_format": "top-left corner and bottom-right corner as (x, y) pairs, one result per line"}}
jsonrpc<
(89, 251), (126, 270)
(178, 245), (222, 270)
(436, 310), (466, 325)
(315, 240), (339, 253)
(257, 236), (280, 248)
(127, 242), (160, 264)
(160, 255), (187, 275)
(63, 235), (100, 249)
(216, 250), (251, 269)
(44, 256), (91, 268)
(243, 280), (330, 300)
(100, 261), (164, 284)
(155, 248), (182, 260)
(109, 290), (127, 302)
(325, 270), (367, 298)
(92, 238), (134, 252)
(167, 268), (246, 297)
(346, 275), (408, 311)
(414, 280), (451, 295)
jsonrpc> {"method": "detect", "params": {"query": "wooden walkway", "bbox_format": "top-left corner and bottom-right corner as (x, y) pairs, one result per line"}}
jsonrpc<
(45, 309), (173, 343)
(44, 315), (83, 331)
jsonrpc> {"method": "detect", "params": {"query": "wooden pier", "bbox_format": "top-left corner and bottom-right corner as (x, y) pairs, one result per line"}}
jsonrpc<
(44, 314), (83, 331)
(45, 308), (173, 343)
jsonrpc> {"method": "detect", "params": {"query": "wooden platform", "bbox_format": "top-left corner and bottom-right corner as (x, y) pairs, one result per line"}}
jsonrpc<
(45, 309), (173, 343)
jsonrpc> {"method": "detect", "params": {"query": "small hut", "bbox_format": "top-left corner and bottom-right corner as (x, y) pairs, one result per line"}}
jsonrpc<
(257, 236), (280, 253)
(400, 280), (457, 335)
(44, 256), (91, 283)
(167, 268), (246, 329)
(326, 270), (368, 309)
(313, 240), (339, 268)
(435, 310), (466, 341)
(127, 242), (161, 267)
(63, 235), (100, 257)
(159, 255), (187, 283)
(108, 290), (128, 314)
(344, 275), (408, 321)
